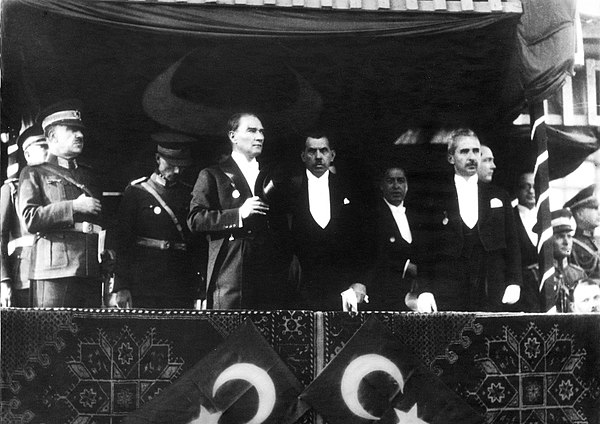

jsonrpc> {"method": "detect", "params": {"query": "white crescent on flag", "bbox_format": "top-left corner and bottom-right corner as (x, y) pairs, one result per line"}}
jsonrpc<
(212, 363), (277, 424)
(340, 353), (405, 420)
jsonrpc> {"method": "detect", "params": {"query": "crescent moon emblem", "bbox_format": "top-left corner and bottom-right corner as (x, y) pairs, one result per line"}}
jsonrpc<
(212, 363), (276, 424)
(143, 53), (322, 135)
(340, 353), (404, 420)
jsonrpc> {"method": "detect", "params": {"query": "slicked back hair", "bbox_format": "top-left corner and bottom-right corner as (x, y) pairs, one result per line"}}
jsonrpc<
(227, 113), (258, 134)
(447, 128), (478, 155)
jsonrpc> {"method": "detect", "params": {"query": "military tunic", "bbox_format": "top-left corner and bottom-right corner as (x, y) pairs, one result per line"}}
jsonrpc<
(570, 229), (600, 278)
(18, 154), (103, 307)
(1, 179), (33, 306)
(524, 259), (587, 312)
(113, 172), (202, 308)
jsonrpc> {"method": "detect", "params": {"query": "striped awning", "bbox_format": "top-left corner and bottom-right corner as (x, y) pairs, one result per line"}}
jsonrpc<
(117, 0), (523, 13)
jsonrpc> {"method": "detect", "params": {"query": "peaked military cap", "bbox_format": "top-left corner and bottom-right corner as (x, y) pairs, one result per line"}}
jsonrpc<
(563, 184), (599, 211)
(551, 208), (576, 233)
(17, 124), (46, 151)
(37, 99), (85, 131)
(152, 132), (195, 167)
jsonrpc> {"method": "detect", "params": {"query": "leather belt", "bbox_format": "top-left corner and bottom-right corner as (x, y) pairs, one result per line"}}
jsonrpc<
(7, 235), (35, 251)
(136, 236), (187, 251)
(73, 222), (103, 234)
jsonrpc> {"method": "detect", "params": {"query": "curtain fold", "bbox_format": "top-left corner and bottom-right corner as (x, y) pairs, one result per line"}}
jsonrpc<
(15, 0), (514, 37)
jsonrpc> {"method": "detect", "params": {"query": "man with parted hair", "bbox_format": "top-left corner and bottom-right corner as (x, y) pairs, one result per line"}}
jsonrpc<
(415, 128), (522, 312)
(188, 113), (291, 310)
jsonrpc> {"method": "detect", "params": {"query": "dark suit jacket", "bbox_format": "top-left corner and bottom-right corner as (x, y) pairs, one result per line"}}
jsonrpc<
(416, 178), (522, 311)
(187, 156), (289, 309)
(288, 171), (369, 310)
(18, 154), (102, 280)
(514, 206), (538, 268)
(364, 198), (416, 311)
(510, 205), (540, 312)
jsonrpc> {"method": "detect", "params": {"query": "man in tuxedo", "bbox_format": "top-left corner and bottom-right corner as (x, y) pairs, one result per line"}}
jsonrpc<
(416, 129), (522, 312)
(510, 172), (541, 311)
(187, 113), (290, 309)
(365, 165), (417, 310)
(288, 132), (369, 311)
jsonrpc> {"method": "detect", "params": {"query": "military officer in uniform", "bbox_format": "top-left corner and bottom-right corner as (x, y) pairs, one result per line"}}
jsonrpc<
(1, 125), (48, 307)
(527, 208), (586, 312)
(112, 135), (202, 309)
(564, 184), (600, 278)
(19, 100), (104, 307)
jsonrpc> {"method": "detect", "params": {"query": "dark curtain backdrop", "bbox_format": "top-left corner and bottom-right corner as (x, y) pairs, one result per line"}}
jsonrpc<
(1, 0), (578, 196)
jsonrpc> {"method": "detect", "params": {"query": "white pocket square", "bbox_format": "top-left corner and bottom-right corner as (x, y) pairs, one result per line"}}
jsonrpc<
(490, 198), (503, 208)
(343, 198), (350, 205)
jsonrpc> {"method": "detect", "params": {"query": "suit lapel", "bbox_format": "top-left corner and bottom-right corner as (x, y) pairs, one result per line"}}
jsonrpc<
(329, 173), (342, 220)
(478, 183), (490, 229)
(219, 156), (253, 200)
(379, 199), (402, 239)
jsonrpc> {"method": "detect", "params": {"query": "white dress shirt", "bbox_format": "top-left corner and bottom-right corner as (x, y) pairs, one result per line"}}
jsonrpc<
(454, 174), (479, 229)
(231, 151), (259, 195)
(383, 198), (412, 243)
(518, 204), (538, 246)
(307, 169), (331, 229)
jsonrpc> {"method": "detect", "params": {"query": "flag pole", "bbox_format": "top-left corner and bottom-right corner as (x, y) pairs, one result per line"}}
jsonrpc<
(529, 101), (554, 312)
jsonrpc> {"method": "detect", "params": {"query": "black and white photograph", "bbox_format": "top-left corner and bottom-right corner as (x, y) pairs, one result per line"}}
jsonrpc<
(1, 0), (599, 422)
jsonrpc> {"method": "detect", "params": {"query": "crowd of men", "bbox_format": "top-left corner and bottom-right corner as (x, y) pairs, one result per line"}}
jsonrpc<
(2, 101), (600, 314)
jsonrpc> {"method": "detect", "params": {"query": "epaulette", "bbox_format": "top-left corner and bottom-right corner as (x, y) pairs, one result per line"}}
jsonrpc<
(526, 263), (539, 270)
(3, 178), (18, 185)
(130, 176), (148, 186)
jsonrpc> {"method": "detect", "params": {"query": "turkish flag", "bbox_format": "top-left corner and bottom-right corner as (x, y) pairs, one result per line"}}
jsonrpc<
(299, 317), (483, 424)
(125, 319), (306, 424)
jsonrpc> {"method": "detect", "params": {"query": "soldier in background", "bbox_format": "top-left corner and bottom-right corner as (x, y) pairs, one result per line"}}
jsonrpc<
(527, 208), (586, 312)
(564, 184), (600, 278)
(19, 100), (104, 307)
(112, 134), (203, 309)
(1, 126), (47, 307)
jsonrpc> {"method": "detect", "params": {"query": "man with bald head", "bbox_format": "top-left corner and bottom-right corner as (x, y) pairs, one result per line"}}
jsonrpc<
(416, 129), (522, 312)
